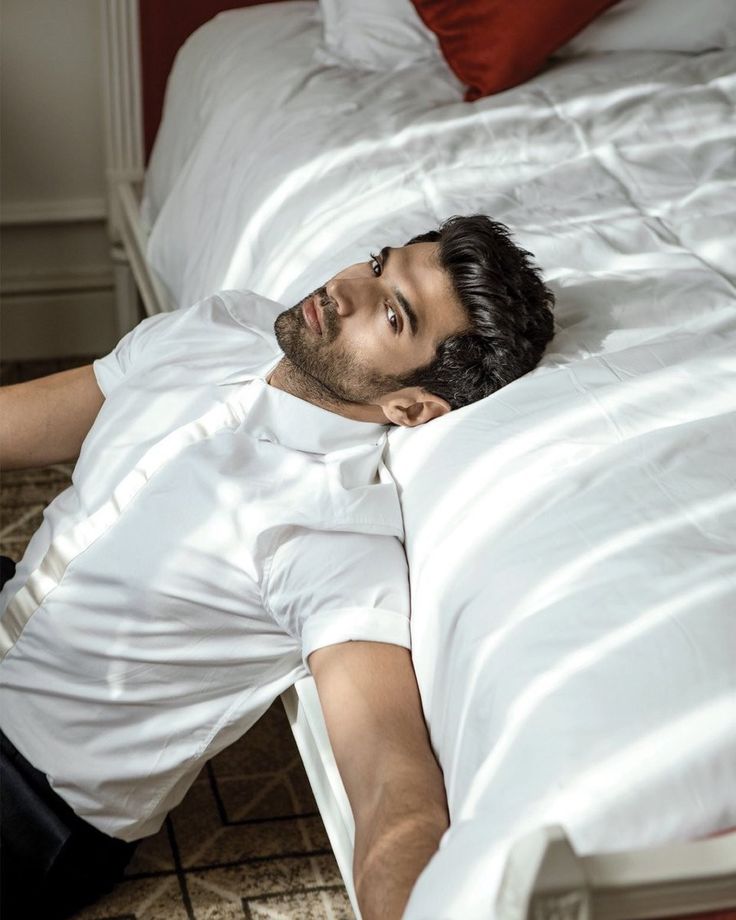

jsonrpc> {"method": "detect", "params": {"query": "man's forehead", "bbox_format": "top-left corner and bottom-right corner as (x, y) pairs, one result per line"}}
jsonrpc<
(393, 240), (440, 266)
(382, 242), (446, 291)
(398, 242), (456, 300)
(389, 241), (467, 342)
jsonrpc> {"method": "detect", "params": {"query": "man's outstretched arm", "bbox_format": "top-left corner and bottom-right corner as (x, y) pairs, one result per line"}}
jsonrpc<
(309, 641), (449, 919)
(0, 365), (103, 471)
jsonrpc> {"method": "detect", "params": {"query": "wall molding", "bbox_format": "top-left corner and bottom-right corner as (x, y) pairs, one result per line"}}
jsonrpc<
(0, 198), (107, 226)
(1, 268), (114, 297)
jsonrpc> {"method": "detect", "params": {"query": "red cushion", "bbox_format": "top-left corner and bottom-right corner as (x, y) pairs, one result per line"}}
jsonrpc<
(410, 0), (621, 101)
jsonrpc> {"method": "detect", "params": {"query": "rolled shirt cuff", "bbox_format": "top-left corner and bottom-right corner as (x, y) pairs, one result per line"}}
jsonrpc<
(301, 606), (411, 670)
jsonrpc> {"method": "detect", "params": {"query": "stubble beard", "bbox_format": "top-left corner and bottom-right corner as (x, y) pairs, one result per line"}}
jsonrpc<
(274, 286), (401, 407)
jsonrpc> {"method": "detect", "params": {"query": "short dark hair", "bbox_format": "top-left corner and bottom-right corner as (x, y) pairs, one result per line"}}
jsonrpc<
(399, 214), (554, 409)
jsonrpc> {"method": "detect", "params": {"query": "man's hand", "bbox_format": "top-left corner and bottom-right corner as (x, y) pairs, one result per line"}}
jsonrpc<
(308, 641), (449, 920)
(0, 365), (104, 471)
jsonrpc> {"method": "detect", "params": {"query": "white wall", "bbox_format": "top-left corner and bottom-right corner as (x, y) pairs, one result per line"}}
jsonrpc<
(1, 0), (119, 360)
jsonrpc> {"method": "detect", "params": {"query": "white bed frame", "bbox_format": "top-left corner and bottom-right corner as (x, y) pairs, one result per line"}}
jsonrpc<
(100, 5), (736, 917)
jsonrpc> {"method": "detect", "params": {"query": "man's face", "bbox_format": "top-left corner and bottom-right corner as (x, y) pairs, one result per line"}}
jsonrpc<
(274, 242), (469, 405)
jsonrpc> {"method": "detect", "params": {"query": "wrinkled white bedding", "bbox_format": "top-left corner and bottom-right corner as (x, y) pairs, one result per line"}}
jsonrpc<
(144, 4), (736, 917)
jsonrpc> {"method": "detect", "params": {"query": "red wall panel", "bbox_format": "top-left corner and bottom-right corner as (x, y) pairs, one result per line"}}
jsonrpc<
(138, 0), (302, 161)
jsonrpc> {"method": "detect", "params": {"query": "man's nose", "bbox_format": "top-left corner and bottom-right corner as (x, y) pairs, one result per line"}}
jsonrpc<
(326, 277), (374, 317)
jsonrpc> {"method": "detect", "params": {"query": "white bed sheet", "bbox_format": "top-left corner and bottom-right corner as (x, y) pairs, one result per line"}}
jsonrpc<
(144, 5), (736, 917)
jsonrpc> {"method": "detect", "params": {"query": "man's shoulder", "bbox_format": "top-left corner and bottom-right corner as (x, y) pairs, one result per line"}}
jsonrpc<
(171, 288), (283, 362)
(114, 289), (284, 383)
(214, 289), (284, 337)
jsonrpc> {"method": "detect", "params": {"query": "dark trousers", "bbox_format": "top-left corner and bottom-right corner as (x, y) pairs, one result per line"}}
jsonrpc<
(0, 557), (138, 919)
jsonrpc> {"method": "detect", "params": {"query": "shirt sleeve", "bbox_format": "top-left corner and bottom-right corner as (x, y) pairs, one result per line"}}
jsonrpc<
(92, 292), (263, 397)
(263, 527), (411, 669)
(92, 310), (181, 397)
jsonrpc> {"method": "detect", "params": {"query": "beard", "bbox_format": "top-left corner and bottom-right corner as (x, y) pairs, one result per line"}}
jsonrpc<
(273, 286), (402, 406)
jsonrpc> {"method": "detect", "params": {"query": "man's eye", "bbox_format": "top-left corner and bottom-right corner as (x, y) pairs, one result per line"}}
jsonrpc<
(386, 304), (399, 332)
(369, 252), (382, 277)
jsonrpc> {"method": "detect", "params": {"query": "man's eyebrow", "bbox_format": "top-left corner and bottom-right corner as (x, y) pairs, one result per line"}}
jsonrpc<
(381, 246), (419, 337)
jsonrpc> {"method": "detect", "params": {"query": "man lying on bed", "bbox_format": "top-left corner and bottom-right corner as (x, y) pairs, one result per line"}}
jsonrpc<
(0, 215), (554, 920)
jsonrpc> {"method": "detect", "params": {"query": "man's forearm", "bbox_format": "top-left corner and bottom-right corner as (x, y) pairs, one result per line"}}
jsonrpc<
(353, 762), (449, 919)
(308, 642), (449, 919)
(0, 366), (103, 470)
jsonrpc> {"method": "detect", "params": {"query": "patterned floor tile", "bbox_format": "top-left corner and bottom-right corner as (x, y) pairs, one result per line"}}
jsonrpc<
(190, 899), (248, 920)
(70, 874), (188, 920)
(176, 808), (324, 870)
(306, 853), (346, 889)
(243, 885), (355, 919)
(296, 816), (331, 853)
(188, 853), (331, 905)
(0, 536), (33, 562)
(282, 757), (320, 814)
(216, 768), (316, 824)
(0, 466), (72, 545)
(125, 826), (177, 875)
(209, 707), (297, 778)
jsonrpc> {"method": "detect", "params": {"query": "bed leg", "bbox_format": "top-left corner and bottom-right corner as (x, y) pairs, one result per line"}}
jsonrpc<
(497, 825), (736, 920)
(111, 242), (141, 336)
(497, 825), (591, 920)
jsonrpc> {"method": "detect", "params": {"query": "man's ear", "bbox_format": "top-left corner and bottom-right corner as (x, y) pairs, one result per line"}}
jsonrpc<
(377, 387), (452, 428)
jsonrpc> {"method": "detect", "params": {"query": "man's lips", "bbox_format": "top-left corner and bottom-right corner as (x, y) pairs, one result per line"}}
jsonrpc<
(302, 295), (323, 335)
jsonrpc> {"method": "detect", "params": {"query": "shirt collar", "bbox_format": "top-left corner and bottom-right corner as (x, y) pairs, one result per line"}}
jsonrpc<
(230, 361), (389, 455)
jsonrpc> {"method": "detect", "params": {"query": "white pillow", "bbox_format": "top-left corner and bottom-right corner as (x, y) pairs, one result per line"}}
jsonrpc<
(557, 0), (736, 54)
(315, 0), (441, 71)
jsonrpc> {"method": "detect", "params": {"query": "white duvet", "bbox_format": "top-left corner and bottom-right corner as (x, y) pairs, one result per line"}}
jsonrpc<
(144, 4), (736, 917)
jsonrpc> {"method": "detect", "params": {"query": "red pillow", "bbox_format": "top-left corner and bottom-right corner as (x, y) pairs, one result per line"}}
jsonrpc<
(410, 0), (621, 101)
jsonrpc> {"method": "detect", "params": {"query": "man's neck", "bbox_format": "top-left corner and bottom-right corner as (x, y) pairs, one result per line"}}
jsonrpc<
(266, 358), (388, 424)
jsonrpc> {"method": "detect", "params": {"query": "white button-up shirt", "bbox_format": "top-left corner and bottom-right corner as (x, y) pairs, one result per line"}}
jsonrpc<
(0, 291), (410, 841)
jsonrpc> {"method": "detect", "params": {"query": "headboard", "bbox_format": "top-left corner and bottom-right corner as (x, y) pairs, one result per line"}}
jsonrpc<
(138, 0), (300, 160)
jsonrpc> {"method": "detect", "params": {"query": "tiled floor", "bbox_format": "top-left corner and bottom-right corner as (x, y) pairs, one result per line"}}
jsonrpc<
(0, 359), (354, 920)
